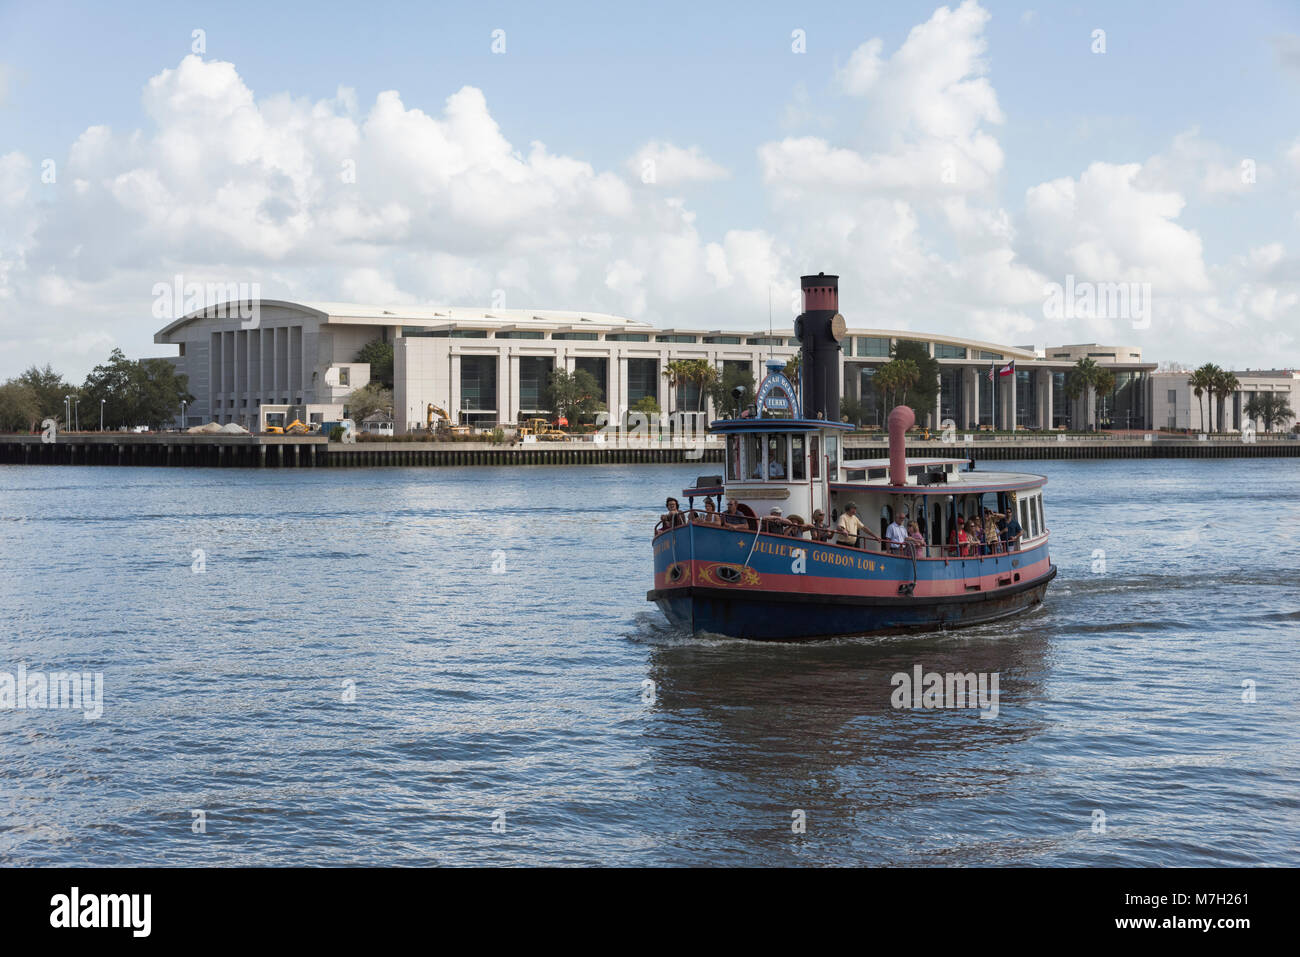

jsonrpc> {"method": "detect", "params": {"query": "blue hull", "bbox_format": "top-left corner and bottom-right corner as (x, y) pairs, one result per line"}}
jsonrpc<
(649, 566), (1056, 641)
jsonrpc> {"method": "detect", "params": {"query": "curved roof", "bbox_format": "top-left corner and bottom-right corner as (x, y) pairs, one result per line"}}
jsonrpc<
(154, 299), (650, 343)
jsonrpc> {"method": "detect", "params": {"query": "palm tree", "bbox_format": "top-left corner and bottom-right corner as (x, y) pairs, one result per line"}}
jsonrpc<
(1213, 368), (1240, 433)
(661, 360), (685, 415)
(1065, 357), (1106, 430)
(873, 359), (920, 410)
(1188, 364), (1215, 432)
(1244, 392), (1296, 433)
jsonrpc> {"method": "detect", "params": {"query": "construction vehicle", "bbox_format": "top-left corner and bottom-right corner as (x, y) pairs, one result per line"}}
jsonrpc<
(518, 417), (568, 441)
(266, 419), (311, 435)
(426, 403), (450, 431)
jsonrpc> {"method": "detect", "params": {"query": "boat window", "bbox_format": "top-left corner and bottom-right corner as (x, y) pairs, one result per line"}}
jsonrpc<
(826, 435), (839, 481)
(809, 436), (819, 479)
(791, 434), (806, 481)
(747, 434), (764, 480)
(766, 435), (789, 480)
(726, 435), (741, 481)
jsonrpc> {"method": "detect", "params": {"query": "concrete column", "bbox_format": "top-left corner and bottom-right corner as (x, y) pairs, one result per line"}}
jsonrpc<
(496, 351), (511, 427)
(933, 368), (943, 429)
(449, 353), (462, 425)
(617, 354), (629, 425)
(657, 359), (669, 414)
(1008, 369), (1018, 431)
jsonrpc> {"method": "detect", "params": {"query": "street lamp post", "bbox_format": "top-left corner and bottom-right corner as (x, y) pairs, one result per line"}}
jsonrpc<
(100, 398), (106, 431)
(180, 400), (187, 431)
(64, 395), (71, 432)
(73, 398), (80, 432)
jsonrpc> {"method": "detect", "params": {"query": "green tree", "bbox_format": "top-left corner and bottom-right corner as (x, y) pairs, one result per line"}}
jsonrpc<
(355, 339), (394, 390)
(79, 348), (191, 430)
(1065, 357), (1113, 430)
(873, 358), (920, 410)
(1244, 392), (1295, 433)
(134, 358), (194, 429)
(709, 363), (757, 418)
(890, 340), (940, 419)
(0, 380), (42, 432)
(1188, 364), (1216, 432)
(343, 382), (394, 423)
(546, 367), (603, 424)
(15, 364), (73, 420)
(782, 353), (802, 385)
(1212, 367), (1240, 433)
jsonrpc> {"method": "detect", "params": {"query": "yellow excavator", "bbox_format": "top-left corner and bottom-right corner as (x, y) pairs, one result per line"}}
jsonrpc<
(265, 419), (311, 435)
(426, 403), (471, 436)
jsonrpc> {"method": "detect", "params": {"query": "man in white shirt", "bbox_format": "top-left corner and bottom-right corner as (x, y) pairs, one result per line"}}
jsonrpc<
(886, 512), (909, 553)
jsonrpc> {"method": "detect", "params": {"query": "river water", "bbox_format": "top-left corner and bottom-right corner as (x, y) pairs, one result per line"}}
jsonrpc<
(0, 459), (1296, 866)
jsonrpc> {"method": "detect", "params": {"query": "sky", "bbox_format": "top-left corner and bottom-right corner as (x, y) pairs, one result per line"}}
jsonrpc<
(1, 0), (1298, 379)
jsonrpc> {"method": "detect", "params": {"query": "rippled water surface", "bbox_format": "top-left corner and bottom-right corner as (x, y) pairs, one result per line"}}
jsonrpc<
(1, 459), (1297, 866)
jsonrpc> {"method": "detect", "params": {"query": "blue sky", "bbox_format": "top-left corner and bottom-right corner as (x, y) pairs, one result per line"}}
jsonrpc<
(1, 0), (1298, 376)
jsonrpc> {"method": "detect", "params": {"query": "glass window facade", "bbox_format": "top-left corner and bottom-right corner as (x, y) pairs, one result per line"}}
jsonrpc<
(495, 331), (544, 339)
(518, 356), (553, 412)
(939, 368), (963, 426)
(655, 334), (697, 343)
(976, 351), (1003, 361)
(703, 335), (742, 344)
(1015, 369), (1037, 428)
(460, 356), (497, 412)
(746, 336), (783, 347)
(858, 366), (884, 427)
(934, 343), (967, 359)
(553, 332), (598, 340)
(627, 358), (658, 404)
(606, 333), (649, 342)
(1052, 372), (1069, 428)
(856, 337), (890, 357)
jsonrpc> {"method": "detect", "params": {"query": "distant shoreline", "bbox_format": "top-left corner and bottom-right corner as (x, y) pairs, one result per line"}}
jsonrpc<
(2, 431), (1298, 468)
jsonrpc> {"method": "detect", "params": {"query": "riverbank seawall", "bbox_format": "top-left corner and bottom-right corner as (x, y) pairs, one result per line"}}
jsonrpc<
(1, 432), (1297, 467)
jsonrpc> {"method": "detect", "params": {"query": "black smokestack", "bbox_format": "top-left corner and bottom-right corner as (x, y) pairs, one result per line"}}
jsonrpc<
(794, 273), (843, 421)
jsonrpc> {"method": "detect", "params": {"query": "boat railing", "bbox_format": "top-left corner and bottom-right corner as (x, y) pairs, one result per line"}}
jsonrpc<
(655, 510), (1045, 561)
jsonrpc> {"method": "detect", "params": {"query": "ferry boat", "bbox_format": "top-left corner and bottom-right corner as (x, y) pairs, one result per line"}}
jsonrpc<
(647, 272), (1056, 641)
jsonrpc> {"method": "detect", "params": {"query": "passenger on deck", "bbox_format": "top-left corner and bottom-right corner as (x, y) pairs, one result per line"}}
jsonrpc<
(660, 497), (686, 529)
(982, 509), (1003, 554)
(906, 522), (926, 557)
(948, 516), (970, 556)
(763, 507), (789, 535)
(786, 515), (809, 539)
(700, 498), (722, 526)
(970, 518), (986, 555)
(810, 510), (832, 542)
(835, 502), (865, 548)
(722, 499), (748, 527)
(886, 513), (909, 553)
(1002, 511), (1023, 550)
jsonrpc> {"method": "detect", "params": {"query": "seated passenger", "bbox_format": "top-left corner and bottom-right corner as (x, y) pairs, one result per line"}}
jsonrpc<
(700, 498), (722, 526)
(768, 458), (786, 479)
(722, 499), (748, 527)
(660, 497), (686, 529)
